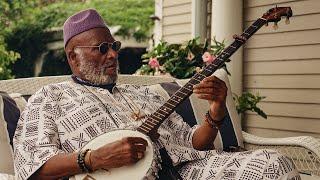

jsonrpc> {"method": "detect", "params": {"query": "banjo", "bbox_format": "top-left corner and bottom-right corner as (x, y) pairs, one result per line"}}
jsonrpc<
(74, 7), (292, 180)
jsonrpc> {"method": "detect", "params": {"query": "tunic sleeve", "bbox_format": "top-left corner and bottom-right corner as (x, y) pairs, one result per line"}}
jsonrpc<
(13, 86), (64, 180)
(162, 112), (197, 147)
(159, 112), (210, 165)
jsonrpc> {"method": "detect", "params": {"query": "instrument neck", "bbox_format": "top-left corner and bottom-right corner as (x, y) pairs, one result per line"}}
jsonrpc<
(137, 18), (266, 136)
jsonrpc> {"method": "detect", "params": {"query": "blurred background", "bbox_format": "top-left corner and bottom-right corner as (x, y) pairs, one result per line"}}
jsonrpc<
(0, 0), (154, 79)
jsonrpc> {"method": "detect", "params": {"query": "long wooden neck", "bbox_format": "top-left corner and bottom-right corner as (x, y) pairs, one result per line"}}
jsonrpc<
(137, 18), (267, 136)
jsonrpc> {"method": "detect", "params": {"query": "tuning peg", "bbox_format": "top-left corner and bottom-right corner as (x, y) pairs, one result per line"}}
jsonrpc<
(273, 22), (278, 30)
(265, 22), (268, 27)
(285, 17), (290, 24)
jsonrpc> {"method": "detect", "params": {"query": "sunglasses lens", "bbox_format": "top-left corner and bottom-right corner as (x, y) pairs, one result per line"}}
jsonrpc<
(99, 43), (108, 54)
(112, 41), (121, 51)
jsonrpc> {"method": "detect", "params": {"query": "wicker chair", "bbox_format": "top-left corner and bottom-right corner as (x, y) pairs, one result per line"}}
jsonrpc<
(0, 75), (319, 179)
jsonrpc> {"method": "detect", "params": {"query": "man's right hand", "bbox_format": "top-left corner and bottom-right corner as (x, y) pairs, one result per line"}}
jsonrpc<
(89, 137), (148, 171)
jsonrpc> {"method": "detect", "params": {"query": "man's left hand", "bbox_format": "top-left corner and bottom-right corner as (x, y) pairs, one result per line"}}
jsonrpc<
(193, 76), (227, 121)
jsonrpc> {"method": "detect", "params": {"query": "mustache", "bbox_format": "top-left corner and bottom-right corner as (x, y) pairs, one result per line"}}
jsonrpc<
(82, 60), (117, 70)
(100, 59), (118, 68)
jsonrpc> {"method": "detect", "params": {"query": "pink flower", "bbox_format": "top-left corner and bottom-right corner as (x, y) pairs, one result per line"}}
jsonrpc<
(148, 57), (160, 69)
(202, 52), (216, 65)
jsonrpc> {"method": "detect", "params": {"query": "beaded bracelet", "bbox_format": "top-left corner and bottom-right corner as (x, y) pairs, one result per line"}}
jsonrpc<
(77, 149), (91, 172)
(84, 150), (93, 173)
(205, 111), (224, 130)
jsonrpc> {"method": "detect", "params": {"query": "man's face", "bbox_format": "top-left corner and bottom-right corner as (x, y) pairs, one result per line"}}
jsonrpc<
(69, 28), (119, 85)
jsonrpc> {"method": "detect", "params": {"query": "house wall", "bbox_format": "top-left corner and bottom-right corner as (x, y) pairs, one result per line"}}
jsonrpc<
(243, 0), (320, 138)
(162, 0), (192, 43)
(159, 0), (320, 138)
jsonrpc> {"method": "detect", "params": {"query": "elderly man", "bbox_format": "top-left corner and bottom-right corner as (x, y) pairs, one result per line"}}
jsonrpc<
(13, 9), (300, 180)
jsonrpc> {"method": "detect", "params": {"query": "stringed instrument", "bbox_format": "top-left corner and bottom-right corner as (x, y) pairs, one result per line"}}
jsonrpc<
(74, 6), (293, 180)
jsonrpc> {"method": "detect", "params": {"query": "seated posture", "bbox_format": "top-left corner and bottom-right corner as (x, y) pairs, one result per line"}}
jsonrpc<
(13, 9), (300, 180)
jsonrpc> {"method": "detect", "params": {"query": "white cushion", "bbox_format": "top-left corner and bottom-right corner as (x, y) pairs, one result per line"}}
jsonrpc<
(0, 92), (27, 174)
(300, 174), (320, 180)
(0, 173), (15, 180)
(0, 96), (14, 174)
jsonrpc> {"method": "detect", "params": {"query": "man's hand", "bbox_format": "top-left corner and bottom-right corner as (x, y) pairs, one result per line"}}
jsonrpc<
(191, 76), (227, 150)
(193, 76), (227, 121)
(90, 137), (148, 171)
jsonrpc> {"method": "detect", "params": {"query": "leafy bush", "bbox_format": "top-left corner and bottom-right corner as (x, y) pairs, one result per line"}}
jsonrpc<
(0, 0), (22, 79)
(1, 0), (154, 79)
(136, 38), (230, 79)
(22, 0), (155, 42)
(4, 23), (47, 78)
(0, 43), (20, 80)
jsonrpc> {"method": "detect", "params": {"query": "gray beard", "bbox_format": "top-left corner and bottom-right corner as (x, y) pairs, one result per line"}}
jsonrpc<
(78, 58), (118, 85)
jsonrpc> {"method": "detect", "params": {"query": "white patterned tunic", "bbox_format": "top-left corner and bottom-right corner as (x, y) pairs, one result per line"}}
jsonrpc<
(13, 81), (300, 180)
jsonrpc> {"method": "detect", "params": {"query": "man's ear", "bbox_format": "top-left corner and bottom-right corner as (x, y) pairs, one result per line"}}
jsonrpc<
(67, 49), (79, 68)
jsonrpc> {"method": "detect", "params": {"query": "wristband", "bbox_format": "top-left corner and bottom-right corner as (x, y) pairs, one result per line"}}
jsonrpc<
(84, 150), (93, 173)
(205, 111), (224, 129)
(77, 149), (90, 172)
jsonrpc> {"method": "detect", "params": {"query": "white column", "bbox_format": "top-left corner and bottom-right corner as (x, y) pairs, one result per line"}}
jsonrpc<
(153, 0), (163, 46)
(211, 0), (243, 96)
(191, 0), (207, 42)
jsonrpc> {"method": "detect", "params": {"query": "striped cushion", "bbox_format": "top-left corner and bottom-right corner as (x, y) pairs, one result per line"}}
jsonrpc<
(150, 69), (243, 150)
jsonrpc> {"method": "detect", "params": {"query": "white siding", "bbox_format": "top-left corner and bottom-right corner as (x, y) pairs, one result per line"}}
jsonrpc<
(243, 0), (320, 138)
(162, 0), (192, 43)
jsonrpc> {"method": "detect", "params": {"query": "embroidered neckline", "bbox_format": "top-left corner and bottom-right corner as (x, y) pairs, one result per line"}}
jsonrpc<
(114, 87), (146, 121)
(71, 74), (115, 93)
(81, 84), (146, 123)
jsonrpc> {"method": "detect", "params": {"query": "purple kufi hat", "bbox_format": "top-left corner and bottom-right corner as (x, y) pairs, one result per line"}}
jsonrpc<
(63, 9), (108, 48)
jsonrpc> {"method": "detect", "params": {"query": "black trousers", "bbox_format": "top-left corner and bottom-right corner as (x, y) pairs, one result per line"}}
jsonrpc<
(157, 148), (183, 180)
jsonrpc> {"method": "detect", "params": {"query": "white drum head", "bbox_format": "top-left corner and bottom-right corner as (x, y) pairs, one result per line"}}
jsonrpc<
(74, 129), (155, 180)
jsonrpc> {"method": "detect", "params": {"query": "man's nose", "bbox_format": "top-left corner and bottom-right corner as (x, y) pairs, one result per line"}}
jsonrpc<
(107, 48), (118, 59)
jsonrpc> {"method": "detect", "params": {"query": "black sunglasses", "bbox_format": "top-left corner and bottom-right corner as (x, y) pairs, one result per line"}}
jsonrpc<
(75, 41), (121, 54)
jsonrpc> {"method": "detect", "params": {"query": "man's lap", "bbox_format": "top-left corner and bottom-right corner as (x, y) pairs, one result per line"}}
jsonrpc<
(178, 149), (301, 180)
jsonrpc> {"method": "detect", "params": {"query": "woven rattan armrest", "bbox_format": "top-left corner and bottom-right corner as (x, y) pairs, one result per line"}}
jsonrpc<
(243, 131), (320, 176)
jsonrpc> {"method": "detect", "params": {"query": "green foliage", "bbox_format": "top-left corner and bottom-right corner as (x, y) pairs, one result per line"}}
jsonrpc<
(4, 23), (47, 78)
(89, 0), (154, 41)
(0, 2), (21, 80)
(11, 0), (155, 42)
(1, 0), (154, 79)
(137, 37), (230, 79)
(0, 42), (20, 80)
(233, 92), (267, 119)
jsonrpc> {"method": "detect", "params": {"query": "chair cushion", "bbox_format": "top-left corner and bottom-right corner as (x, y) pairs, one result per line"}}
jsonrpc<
(0, 173), (15, 179)
(150, 69), (243, 150)
(0, 92), (27, 146)
(0, 92), (26, 174)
